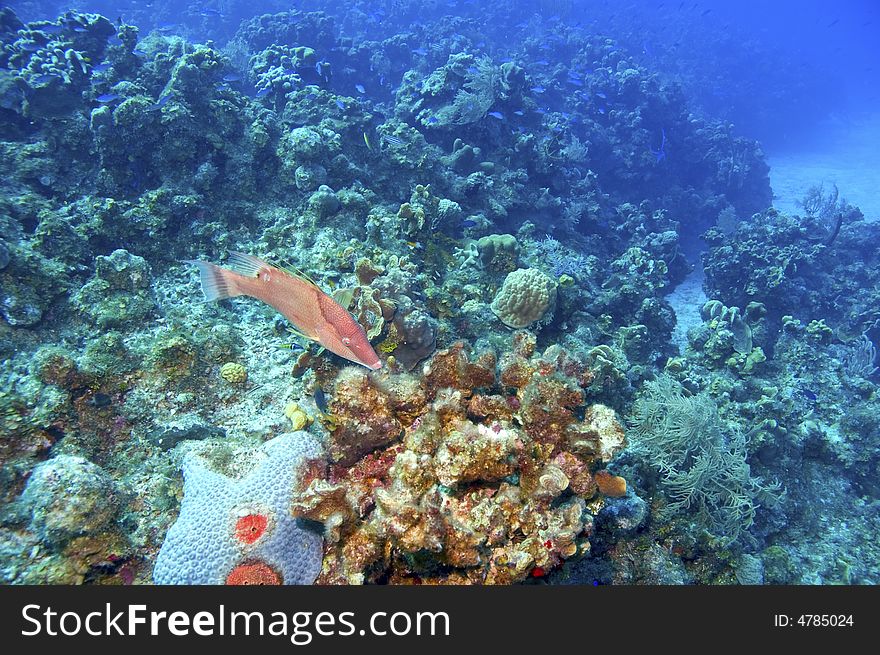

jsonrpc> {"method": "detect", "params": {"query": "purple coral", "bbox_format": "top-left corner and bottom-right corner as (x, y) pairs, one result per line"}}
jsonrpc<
(533, 235), (590, 279)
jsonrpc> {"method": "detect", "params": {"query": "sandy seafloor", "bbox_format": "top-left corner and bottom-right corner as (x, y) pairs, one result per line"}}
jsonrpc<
(767, 113), (880, 222)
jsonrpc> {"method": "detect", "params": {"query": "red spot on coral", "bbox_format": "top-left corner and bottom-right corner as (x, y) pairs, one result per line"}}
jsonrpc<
(544, 539), (553, 550)
(531, 567), (546, 578)
(225, 560), (282, 585)
(234, 513), (269, 544)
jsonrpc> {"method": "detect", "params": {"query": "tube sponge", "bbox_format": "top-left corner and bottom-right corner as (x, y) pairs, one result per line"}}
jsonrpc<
(153, 432), (324, 585)
(490, 268), (557, 328)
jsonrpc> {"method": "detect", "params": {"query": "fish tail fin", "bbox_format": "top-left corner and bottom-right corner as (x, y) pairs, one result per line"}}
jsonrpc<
(183, 260), (243, 302)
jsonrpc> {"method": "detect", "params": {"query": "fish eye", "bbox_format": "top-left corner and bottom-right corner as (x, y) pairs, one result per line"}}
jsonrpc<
(342, 337), (351, 345)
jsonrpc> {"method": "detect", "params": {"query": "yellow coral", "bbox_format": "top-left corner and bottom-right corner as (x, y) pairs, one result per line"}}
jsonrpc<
(284, 402), (313, 431)
(219, 362), (247, 384)
(377, 324), (400, 354)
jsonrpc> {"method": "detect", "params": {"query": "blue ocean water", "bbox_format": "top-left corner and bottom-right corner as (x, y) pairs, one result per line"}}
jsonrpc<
(0, 0), (878, 585)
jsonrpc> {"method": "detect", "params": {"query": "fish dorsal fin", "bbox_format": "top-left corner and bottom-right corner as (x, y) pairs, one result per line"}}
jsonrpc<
(275, 257), (322, 289)
(333, 287), (355, 310)
(227, 251), (268, 278)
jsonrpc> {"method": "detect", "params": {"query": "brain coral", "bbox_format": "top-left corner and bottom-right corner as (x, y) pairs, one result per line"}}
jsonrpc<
(490, 268), (557, 328)
(153, 432), (324, 585)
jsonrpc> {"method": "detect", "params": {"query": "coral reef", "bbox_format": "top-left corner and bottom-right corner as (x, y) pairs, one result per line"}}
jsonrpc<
(291, 337), (627, 584)
(0, 1), (876, 588)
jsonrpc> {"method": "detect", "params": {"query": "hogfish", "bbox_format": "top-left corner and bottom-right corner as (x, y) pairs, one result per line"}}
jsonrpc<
(185, 251), (381, 370)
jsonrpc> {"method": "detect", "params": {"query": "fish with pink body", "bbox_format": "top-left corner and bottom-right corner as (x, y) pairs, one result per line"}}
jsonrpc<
(185, 252), (381, 370)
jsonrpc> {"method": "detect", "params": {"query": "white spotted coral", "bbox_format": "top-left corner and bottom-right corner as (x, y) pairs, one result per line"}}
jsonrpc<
(152, 432), (324, 585)
(490, 268), (557, 328)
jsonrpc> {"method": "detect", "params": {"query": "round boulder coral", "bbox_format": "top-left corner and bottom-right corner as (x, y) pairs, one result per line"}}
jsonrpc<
(219, 362), (248, 384)
(490, 268), (557, 328)
(21, 455), (120, 544)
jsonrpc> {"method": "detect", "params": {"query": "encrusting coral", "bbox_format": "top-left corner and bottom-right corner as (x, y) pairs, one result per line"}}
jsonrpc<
(291, 333), (627, 584)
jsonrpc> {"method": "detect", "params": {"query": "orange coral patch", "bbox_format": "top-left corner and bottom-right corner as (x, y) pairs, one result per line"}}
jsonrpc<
(594, 470), (627, 497)
(225, 560), (282, 585)
(234, 513), (269, 544)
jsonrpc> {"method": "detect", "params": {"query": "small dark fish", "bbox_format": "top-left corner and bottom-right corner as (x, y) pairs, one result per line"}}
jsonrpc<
(92, 62), (112, 73)
(335, 99), (345, 110)
(827, 18), (839, 28)
(802, 388), (818, 402)
(222, 73), (241, 82)
(461, 219), (477, 228)
(148, 91), (174, 110)
(88, 392), (113, 408)
(255, 87), (272, 98)
(314, 387), (329, 414)
(427, 116), (438, 124)
(96, 93), (120, 103)
(355, 83), (365, 94)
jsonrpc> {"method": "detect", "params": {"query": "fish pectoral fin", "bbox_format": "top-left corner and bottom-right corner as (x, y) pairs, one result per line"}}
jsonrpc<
(286, 326), (318, 342)
(315, 346), (326, 356)
(332, 287), (355, 310)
